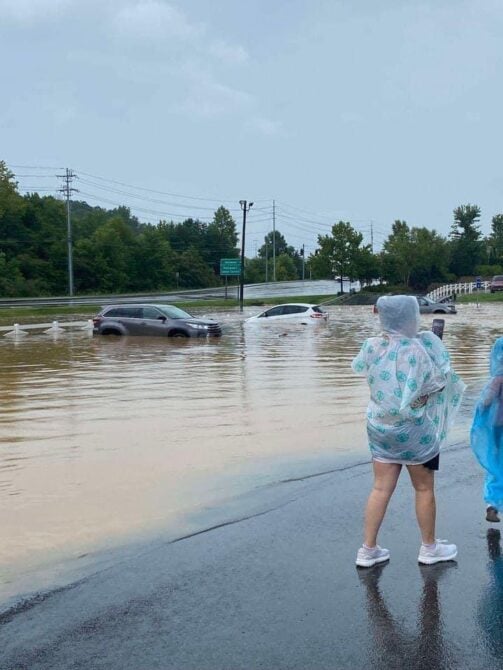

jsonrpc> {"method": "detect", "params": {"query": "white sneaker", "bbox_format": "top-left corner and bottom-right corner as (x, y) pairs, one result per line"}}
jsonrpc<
(356, 545), (390, 568)
(418, 539), (457, 565)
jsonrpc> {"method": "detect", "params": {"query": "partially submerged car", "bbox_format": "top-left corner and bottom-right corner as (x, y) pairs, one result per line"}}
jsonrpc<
(246, 303), (329, 325)
(93, 304), (222, 337)
(416, 296), (457, 314)
(373, 296), (456, 315)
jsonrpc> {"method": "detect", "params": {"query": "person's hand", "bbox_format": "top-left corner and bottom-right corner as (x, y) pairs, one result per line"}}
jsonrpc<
(411, 395), (428, 409)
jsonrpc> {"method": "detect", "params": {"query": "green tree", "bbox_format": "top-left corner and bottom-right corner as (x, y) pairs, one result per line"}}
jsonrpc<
(175, 247), (218, 288)
(408, 228), (450, 290)
(488, 214), (503, 264)
(0, 251), (24, 296)
(205, 206), (239, 273)
(162, 218), (207, 253)
(130, 226), (176, 291)
(449, 204), (483, 276)
(381, 221), (415, 286)
(275, 253), (298, 281)
(90, 218), (138, 292)
(354, 246), (381, 287)
(381, 222), (450, 289)
(0, 160), (26, 257)
(258, 230), (295, 259)
(310, 221), (365, 292)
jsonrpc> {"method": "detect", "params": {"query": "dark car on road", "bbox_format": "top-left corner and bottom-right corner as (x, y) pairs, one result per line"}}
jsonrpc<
(93, 304), (222, 338)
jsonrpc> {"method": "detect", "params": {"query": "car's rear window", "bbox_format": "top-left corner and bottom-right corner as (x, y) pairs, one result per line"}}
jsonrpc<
(282, 305), (308, 314)
(312, 306), (326, 313)
(493, 276), (503, 281)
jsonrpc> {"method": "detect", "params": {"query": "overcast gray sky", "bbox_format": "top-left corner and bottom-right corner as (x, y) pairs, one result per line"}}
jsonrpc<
(1, 0), (502, 255)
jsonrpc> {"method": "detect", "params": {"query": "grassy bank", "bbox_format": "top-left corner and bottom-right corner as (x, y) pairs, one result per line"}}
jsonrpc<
(456, 292), (503, 303)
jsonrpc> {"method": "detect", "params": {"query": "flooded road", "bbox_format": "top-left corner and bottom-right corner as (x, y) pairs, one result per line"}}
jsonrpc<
(0, 302), (496, 602)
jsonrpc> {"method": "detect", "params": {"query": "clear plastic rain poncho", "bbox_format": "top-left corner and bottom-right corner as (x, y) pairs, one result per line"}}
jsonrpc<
(471, 337), (503, 510)
(352, 295), (466, 464)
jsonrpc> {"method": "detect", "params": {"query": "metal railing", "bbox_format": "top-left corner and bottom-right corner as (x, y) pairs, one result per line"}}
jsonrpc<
(426, 281), (490, 301)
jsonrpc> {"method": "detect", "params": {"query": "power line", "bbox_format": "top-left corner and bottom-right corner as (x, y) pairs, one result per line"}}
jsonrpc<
(77, 169), (271, 207)
(77, 177), (244, 213)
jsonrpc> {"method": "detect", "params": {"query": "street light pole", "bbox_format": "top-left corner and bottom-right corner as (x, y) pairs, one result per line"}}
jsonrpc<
(239, 200), (253, 312)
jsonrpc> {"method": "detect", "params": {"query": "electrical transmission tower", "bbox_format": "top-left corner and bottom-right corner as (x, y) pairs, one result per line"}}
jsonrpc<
(58, 168), (78, 296)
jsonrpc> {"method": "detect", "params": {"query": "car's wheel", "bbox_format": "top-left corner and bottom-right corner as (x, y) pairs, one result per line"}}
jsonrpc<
(169, 330), (189, 338)
(101, 329), (122, 336)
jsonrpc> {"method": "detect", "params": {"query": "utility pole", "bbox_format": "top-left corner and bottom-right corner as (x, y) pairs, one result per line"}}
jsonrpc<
(272, 199), (276, 281)
(301, 244), (305, 281)
(265, 238), (269, 282)
(370, 220), (374, 253)
(58, 168), (78, 296)
(239, 200), (253, 312)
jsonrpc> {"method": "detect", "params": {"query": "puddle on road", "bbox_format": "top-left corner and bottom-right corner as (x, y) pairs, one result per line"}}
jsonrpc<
(0, 303), (495, 602)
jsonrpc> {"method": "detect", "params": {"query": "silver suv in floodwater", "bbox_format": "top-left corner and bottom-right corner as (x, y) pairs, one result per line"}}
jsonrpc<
(416, 296), (457, 314)
(93, 304), (222, 338)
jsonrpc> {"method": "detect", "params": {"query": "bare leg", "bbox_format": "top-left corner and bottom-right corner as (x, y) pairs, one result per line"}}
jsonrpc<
(407, 464), (436, 544)
(364, 461), (402, 547)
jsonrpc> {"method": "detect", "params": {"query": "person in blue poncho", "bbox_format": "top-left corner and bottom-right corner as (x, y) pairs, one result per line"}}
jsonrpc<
(471, 337), (503, 523)
(352, 295), (466, 568)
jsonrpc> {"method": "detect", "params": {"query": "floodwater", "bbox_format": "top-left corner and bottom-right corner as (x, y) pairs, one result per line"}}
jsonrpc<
(0, 302), (496, 603)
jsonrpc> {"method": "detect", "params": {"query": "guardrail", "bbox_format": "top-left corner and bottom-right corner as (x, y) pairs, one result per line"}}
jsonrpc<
(426, 281), (490, 301)
(0, 320), (93, 337)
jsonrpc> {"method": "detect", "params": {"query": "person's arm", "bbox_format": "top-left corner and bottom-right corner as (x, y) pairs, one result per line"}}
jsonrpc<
(482, 377), (503, 406)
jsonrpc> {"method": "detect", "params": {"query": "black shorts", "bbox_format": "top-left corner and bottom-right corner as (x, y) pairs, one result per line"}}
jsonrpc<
(423, 454), (439, 471)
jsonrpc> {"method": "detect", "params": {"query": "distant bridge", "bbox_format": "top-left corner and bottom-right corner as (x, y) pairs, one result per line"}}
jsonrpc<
(427, 281), (490, 302)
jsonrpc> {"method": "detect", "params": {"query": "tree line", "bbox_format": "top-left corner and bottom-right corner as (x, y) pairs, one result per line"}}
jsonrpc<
(1, 160), (502, 297)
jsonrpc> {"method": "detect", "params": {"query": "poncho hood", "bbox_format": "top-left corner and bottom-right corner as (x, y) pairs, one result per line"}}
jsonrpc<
(376, 295), (420, 339)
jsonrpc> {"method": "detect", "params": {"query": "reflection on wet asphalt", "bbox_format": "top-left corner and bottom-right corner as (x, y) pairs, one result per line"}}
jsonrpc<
(0, 303), (498, 602)
(478, 529), (503, 660)
(359, 562), (457, 669)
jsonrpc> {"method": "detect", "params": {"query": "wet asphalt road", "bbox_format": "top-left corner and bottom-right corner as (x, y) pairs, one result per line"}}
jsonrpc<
(1, 446), (502, 670)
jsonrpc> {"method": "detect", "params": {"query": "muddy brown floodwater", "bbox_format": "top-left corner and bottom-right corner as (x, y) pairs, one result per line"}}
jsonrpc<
(0, 302), (496, 603)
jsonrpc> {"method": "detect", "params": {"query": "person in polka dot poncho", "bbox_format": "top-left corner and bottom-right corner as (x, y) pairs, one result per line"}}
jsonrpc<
(352, 295), (466, 568)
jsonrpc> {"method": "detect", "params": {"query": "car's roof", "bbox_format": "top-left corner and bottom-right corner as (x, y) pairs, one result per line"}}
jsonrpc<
(102, 303), (177, 308)
(267, 303), (317, 308)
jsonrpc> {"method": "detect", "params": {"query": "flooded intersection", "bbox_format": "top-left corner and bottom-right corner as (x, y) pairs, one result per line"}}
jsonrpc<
(0, 302), (497, 603)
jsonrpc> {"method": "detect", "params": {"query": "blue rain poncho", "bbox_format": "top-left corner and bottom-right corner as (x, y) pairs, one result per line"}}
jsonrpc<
(470, 337), (503, 510)
(352, 295), (466, 464)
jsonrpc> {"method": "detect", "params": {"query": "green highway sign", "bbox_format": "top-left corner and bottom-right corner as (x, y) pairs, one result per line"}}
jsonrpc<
(220, 258), (241, 276)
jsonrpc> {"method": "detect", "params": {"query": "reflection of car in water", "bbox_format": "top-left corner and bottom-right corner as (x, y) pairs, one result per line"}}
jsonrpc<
(93, 304), (222, 338)
(246, 303), (329, 325)
(374, 296), (456, 315)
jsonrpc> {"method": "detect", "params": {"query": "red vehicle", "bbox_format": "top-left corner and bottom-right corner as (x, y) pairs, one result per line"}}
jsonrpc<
(490, 275), (503, 293)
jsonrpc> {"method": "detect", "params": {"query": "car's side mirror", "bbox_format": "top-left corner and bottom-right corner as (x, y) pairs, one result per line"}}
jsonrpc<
(157, 316), (167, 322)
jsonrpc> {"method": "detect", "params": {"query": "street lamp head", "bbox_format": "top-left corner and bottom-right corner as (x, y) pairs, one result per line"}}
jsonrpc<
(239, 200), (246, 207)
(249, 202), (254, 208)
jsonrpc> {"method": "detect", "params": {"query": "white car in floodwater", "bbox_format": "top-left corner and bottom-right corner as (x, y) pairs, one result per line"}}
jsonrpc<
(246, 303), (329, 325)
